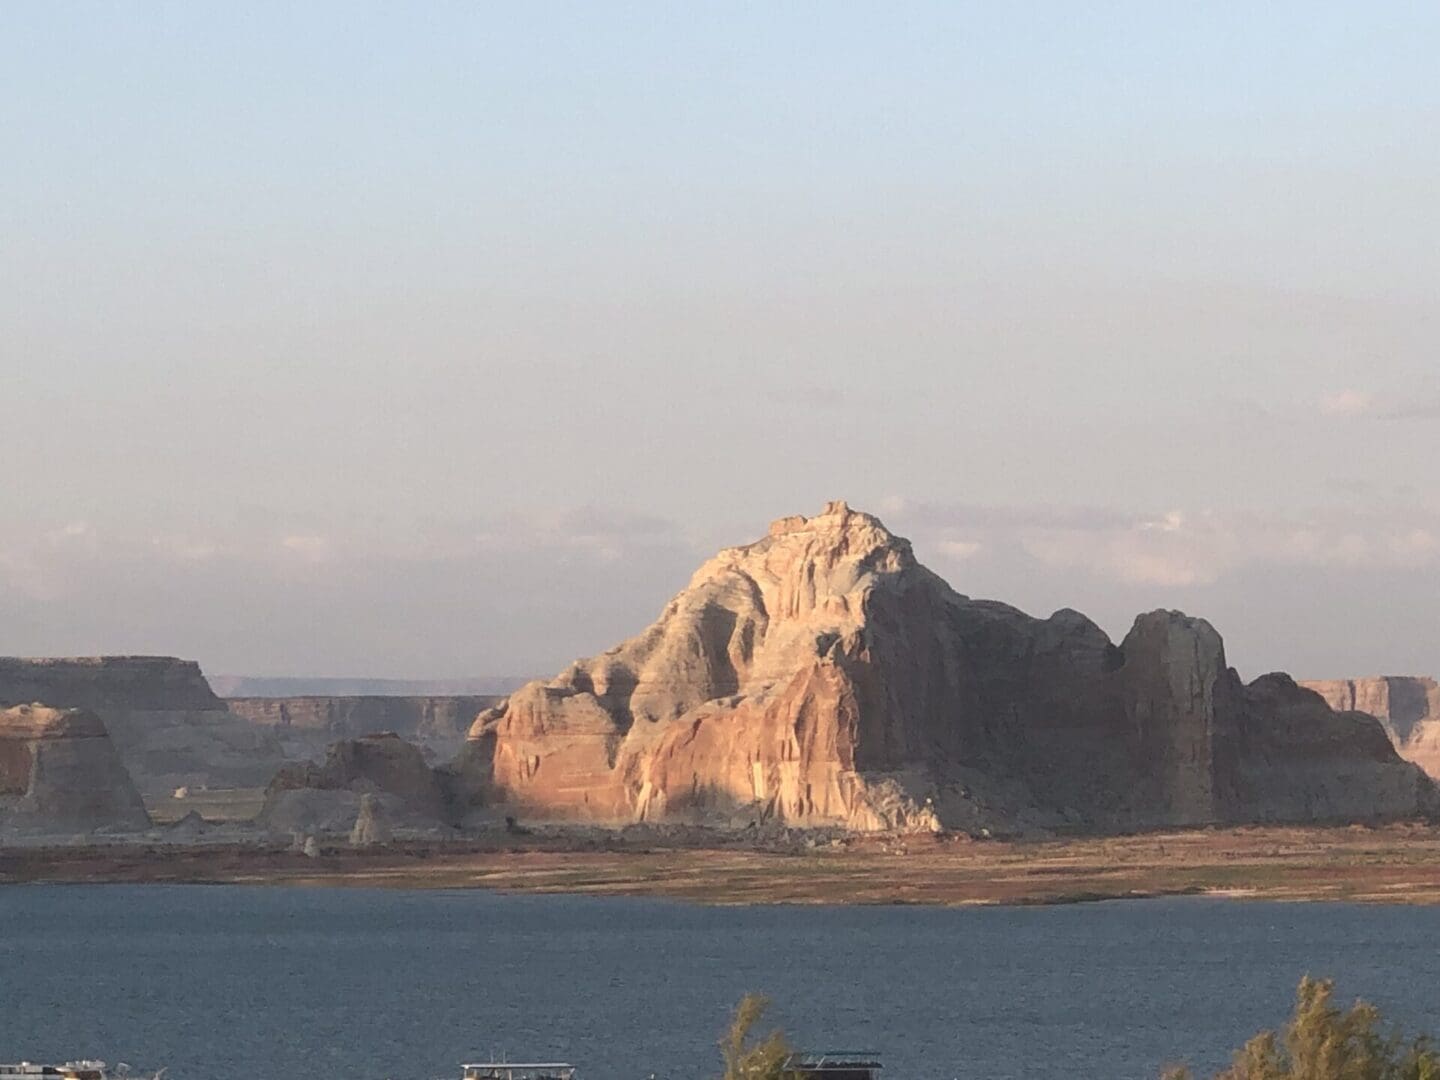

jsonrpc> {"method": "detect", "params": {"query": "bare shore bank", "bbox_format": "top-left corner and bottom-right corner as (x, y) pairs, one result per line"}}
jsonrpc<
(9, 824), (1440, 905)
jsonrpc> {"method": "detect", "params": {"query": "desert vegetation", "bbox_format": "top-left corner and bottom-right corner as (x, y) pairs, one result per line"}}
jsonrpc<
(717, 980), (1440, 1080)
(1168, 976), (1440, 1079)
(719, 993), (793, 1080)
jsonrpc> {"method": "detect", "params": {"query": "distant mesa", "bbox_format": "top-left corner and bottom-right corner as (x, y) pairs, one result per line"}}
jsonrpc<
(1301, 677), (1440, 780)
(211, 675), (530, 697)
(451, 500), (1436, 834)
(225, 694), (503, 763)
(0, 655), (222, 712)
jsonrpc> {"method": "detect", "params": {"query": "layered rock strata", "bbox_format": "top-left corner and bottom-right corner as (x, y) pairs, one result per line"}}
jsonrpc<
(454, 501), (1434, 833)
(1301, 677), (1440, 778)
(0, 704), (151, 832)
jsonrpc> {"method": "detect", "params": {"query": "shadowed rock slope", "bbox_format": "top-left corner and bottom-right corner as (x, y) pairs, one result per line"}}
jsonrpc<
(0, 704), (151, 832)
(452, 501), (1436, 834)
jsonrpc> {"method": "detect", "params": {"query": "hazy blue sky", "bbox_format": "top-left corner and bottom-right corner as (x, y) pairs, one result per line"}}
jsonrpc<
(3, 2), (1438, 680)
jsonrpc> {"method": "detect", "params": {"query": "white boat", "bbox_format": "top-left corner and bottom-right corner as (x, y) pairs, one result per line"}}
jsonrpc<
(457, 1063), (576, 1080)
(0, 1065), (160, 1080)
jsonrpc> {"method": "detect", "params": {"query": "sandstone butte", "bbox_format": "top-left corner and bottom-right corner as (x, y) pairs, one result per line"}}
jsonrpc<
(451, 501), (1437, 834)
(0, 703), (151, 832)
(1301, 677), (1440, 779)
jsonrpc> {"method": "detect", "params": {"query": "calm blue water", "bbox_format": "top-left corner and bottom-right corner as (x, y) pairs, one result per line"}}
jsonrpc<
(3, 887), (1440, 1080)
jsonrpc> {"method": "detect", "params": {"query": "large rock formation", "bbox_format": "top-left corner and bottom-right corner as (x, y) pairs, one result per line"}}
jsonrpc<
(225, 695), (498, 762)
(260, 732), (448, 835)
(1301, 677), (1440, 779)
(0, 704), (151, 832)
(453, 501), (1435, 833)
(0, 656), (288, 795)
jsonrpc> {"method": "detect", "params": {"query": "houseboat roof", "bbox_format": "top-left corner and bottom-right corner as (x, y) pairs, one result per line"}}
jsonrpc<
(460, 1065), (573, 1077)
(785, 1053), (884, 1069)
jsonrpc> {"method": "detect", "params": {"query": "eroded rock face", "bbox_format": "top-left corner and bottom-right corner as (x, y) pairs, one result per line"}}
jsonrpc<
(0, 704), (151, 833)
(1300, 677), (1440, 779)
(454, 501), (1434, 833)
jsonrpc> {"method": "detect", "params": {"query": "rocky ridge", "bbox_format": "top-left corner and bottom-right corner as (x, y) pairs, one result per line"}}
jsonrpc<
(454, 501), (1435, 833)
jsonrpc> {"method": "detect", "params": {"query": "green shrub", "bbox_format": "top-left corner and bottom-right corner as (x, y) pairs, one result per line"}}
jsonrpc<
(1164, 976), (1440, 1080)
(719, 993), (794, 1080)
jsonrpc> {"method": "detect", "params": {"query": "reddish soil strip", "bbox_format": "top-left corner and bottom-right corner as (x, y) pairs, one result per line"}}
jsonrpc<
(9, 824), (1440, 905)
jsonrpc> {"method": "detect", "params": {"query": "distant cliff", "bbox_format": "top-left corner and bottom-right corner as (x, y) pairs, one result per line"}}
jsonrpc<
(453, 501), (1435, 834)
(226, 696), (498, 759)
(1300, 677), (1440, 778)
(212, 675), (528, 697)
(0, 656), (222, 712)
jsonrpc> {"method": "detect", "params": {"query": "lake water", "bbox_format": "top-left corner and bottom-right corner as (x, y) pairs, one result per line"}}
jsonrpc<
(4, 886), (1440, 1080)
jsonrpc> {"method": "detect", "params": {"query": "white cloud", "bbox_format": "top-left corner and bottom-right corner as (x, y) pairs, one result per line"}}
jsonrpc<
(1318, 389), (1374, 417)
(1140, 510), (1186, 533)
(150, 534), (219, 562)
(891, 499), (1440, 590)
(5, 500), (1440, 677)
(280, 534), (331, 562)
(1313, 388), (1440, 422)
(469, 505), (693, 566)
(937, 539), (983, 560)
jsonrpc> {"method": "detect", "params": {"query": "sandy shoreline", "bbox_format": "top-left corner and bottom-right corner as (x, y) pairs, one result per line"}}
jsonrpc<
(9, 823), (1440, 905)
